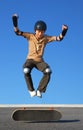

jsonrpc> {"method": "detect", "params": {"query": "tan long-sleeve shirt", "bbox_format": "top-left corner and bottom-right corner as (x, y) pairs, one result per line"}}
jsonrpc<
(14, 25), (67, 61)
(18, 32), (56, 62)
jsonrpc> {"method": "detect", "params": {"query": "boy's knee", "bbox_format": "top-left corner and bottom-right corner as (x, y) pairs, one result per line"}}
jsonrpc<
(43, 67), (52, 75)
(23, 67), (31, 74)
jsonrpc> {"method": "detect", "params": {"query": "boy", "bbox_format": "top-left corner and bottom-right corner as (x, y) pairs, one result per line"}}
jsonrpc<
(12, 14), (68, 98)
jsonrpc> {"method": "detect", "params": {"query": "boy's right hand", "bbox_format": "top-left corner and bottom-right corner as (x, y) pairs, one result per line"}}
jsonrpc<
(12, 14), (19, 27)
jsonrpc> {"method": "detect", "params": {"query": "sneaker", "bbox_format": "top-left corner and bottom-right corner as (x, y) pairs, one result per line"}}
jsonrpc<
(36, 90), (42, 98)
(29, 90), (36, 97)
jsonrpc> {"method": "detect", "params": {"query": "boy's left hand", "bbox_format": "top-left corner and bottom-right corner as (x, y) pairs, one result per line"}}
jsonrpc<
(62, 25), (68, 30)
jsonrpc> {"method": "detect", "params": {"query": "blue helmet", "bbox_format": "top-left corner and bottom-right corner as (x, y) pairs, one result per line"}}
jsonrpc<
(34, 20), (47, 31)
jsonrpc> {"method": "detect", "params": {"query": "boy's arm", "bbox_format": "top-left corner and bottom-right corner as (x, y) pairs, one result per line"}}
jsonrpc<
(12, 14), (24, 36)
(54, 25), (68, 41)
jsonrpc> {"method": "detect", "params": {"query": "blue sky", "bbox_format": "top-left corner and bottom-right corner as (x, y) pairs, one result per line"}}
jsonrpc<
(0, 0), (83, 104)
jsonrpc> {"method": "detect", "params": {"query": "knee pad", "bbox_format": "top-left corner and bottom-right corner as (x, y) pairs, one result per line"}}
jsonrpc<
(23, 67), (31, 74)
(44, 67), (52, 74)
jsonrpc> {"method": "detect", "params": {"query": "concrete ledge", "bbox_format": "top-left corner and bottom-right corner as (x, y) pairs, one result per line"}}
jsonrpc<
(0, 104), (83, 129)
(0, 104), (83, 107)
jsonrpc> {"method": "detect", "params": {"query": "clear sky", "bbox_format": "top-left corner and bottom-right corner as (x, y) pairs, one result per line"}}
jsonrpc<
(0, 0), (83, 104)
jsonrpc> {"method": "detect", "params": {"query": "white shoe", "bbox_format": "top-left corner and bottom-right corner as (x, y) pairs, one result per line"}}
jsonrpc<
(37, 90), (42, 98)
(29, 90), (36, 97)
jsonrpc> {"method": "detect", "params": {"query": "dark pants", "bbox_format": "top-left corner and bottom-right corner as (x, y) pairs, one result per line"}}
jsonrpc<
(23, 59), (52, 93)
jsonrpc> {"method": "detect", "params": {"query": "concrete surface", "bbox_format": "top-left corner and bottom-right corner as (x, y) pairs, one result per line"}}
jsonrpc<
(0, 104), (83, 130)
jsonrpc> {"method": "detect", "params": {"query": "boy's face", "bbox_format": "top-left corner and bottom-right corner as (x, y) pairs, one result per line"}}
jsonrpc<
(35, 30), (45, 40)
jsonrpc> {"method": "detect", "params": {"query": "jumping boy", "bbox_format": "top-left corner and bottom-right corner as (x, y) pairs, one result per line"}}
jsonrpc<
(12, 14), (68, 98)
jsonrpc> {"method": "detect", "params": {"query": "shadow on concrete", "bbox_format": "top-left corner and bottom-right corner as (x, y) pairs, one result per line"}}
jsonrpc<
(24, 119), (80, 123)
(56, 119), (80, 123)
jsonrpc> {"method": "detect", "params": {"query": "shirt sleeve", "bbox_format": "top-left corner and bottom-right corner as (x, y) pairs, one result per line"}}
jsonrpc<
(45, 35), (57, 43)
(21, 32), (31, 39)
(14, 28), (31, 39)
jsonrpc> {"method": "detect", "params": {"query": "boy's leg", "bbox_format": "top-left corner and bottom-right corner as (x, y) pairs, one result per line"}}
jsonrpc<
(23, 59), (36, 96)
(36, 61), (52, 93)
